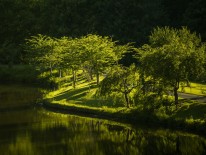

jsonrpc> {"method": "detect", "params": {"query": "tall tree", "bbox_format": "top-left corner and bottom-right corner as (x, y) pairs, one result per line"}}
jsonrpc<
(139, 27), (205, 107)
(59, 37), (82, 88)
(79, 34), (115, 85)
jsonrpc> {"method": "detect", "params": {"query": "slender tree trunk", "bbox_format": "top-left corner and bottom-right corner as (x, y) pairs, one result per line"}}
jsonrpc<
(174, 87), (178, 108)
(90, 69), (93, 80)
(96, 71), (99, 86)
(124, 92), (129, 108)
(72, 69), (76, 89)
(50, 63), (53, 76)
(126, 129), (130, 142)
(123, 78), (130, 108)
(59, 69), (62, 78)
(66, 69), (69, 76)
(50, 67), (53, 76)
(174, 79), (179, 109)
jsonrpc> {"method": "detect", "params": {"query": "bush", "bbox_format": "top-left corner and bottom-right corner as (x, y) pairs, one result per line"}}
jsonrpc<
(133, 92), (175, 115)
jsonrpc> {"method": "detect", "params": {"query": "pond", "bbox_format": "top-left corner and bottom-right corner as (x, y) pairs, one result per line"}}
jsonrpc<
(0, 84), (206, 155)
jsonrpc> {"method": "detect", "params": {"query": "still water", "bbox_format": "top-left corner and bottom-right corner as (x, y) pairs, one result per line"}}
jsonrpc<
(0, 84), (206, 155)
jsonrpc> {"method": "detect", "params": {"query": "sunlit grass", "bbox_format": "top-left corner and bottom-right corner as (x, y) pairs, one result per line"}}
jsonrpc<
(44, 73), (132, 116)
(45, 74), (206, 116)
(180, 82), (206, 96)
(45, 73), (109, 108)
(44, 74), (206, 133)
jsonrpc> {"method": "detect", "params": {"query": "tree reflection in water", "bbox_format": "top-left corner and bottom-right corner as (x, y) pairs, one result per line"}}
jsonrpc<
(0, 85), (206, 155)
(0, 110), (206, 155)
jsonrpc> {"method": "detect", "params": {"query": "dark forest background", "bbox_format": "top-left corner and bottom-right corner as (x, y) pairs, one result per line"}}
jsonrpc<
(0, 0), (206, 65)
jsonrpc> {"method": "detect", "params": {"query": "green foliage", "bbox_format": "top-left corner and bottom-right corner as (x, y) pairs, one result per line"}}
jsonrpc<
(79, 34), (115, 69)
(25, 34), (62, 74)
(78, 34), (116, 85)
(98, 64), (139, 107)
(139, 27), (206, 105)
(59, 37), (80, 69)
(25, 33), (130, 87)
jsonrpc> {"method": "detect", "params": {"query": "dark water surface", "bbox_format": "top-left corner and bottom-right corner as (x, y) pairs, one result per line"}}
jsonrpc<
(0, 85), (206, 155)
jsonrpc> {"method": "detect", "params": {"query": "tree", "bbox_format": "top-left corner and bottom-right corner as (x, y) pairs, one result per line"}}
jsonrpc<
(139, 27), (205, 107)
(58, 37), (82, 88)
(79, 34), (115, 85)
(98, 64), (139, 108)
(25, 34), (61, 76)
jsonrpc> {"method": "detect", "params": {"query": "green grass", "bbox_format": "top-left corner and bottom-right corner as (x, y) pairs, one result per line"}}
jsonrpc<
(45, 73), (119, 108)
(180, 82), (206, 96)
(43, 74), (206, 134)
(45, 74), (206, 118)
(173, 102), (206, 119)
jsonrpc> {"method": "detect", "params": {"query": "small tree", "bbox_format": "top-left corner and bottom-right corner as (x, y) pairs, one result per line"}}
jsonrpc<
(98, 64), (139, 108)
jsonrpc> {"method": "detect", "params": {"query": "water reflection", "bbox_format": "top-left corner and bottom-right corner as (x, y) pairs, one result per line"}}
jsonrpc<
(0, 85), (206, 155)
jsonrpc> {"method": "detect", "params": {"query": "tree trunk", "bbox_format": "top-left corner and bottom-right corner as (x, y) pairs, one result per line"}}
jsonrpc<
(174, 87), (178, 108)
(123, 78), (130, 108)
(50, 63), (53, 76)
(140, 72), (146, 95)
(96, 71), (99, 86)
(174, 79), (179, 109)
(72, 69), (76, 89)
(66, 69), (69, 76)
(90, 70), (93, 80)
(124, 92), (129, 108)
(59, 69), (62, 78)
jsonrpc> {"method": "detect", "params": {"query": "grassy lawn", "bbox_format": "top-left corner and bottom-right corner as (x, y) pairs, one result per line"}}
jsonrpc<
(43, 74), (206, 134)
(45, 71), (122, 107)
(180, 82), (206, 96)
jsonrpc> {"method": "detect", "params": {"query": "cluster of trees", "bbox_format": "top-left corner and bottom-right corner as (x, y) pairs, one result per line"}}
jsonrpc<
(26, 27), (206, 108)
(25, 34), (133, 88)
(1, 0), (206, 65)
(99, 27), (206, 108)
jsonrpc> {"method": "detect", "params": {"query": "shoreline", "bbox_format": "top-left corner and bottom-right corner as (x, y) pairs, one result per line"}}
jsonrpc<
(42, 100), (206, 137)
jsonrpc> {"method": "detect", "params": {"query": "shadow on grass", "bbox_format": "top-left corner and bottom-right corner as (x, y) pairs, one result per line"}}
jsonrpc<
(53, 83), (97, 100)
(68, 92), (88, 100)
(52, 83), (124, 108)
(73, 98), (120, 108)
(173, 103), (206, 119)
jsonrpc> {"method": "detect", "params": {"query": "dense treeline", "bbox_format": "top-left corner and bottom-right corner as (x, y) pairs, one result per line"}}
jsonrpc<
(0, 0), (206, 64)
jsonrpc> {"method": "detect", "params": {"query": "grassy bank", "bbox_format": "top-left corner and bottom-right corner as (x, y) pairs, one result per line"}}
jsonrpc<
(42, 100), (206, 135)
(180, 82), (206, 96)
(43, 75), (206, 135)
